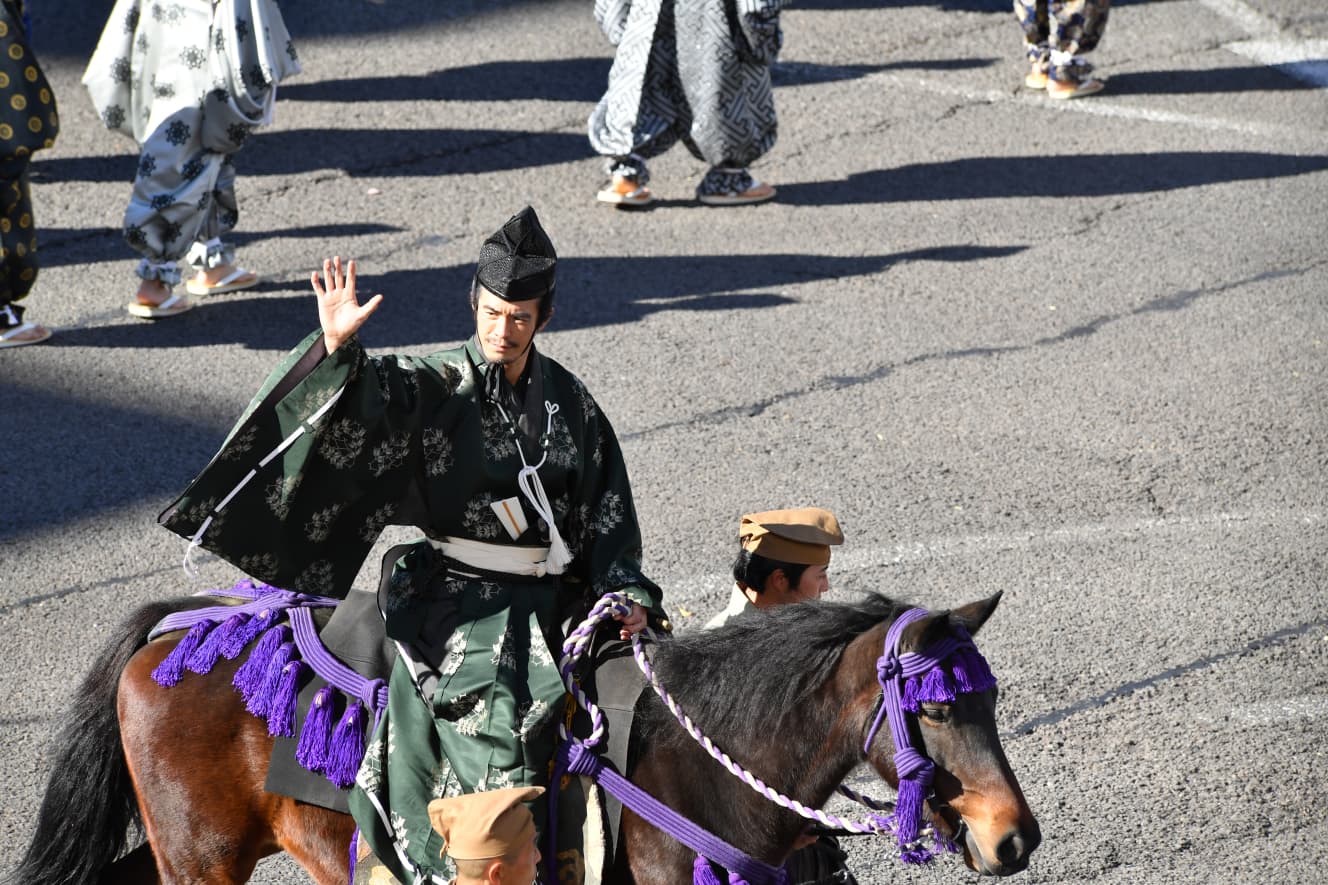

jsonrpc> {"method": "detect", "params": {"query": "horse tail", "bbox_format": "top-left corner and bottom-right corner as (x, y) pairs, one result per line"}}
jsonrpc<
(7, 596), (212, 885)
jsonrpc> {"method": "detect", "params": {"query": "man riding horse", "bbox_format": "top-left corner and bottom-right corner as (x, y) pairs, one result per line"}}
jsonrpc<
(160, 207), (663, 883)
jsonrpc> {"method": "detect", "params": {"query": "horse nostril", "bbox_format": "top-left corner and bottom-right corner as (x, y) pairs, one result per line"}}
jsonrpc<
(996, 825), (1040, 868)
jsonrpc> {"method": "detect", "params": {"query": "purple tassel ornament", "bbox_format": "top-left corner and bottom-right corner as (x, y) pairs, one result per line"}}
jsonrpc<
(691, 856), (781, 885)
(917, 667), (955, 706)
(325, 700), (366, 789)
(245, 639), (295, 718)
(894, 775), (932, 864)
(233, 624), (291, 708)
(901, 675), (922, 712)
(949, 647), (996, 695)
(186, 612), (246, 674)
(267, 658), (309, 737)
(220, 608), (278, 659)
(296, 686), (338, 772)
(151, 620), (215, 687)
(693, 857), (727, 885)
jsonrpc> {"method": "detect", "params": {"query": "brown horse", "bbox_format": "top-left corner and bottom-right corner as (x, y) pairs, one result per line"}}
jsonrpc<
(9, 591), (1038, 884)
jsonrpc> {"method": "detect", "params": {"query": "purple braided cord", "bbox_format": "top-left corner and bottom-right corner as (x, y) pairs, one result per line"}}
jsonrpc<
(149, 583), (340, 641)
(556, 592), (634, 746)
(288, 606), (389, 712)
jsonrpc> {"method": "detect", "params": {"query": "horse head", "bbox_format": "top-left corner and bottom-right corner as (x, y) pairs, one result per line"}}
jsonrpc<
(858, 592), (1041, 876)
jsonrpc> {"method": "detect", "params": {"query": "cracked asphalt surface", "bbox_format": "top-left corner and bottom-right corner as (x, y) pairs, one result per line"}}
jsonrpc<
(2, 0), (1326, 882)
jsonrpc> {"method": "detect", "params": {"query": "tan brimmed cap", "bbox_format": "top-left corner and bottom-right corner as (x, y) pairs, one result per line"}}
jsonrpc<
(739, 507), (844, 566)
(427, 786), (544, 861)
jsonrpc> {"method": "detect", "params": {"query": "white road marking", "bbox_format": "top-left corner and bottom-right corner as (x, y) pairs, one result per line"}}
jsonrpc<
(1199, 0), (1283, 38)
(1199, 0), (1328, 88)
(1199, 694), (1328, 725)
(1224, 39), (1328, 88)
(863, 72), (1317, 142)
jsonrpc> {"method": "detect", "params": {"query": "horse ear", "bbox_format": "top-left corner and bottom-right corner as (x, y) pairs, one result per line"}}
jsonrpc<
(948, 591), (1003, 638)
(900, 592), (1003, 650)
(902, 610), (951, 652)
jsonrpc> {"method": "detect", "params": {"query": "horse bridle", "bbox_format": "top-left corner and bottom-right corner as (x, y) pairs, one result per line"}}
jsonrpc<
(858, 606), (988, 858)
(554, 596), (985, 879)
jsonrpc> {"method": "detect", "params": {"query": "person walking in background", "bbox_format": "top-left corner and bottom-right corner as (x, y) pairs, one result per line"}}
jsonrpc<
(1016, 0), (1110, 98)
(83, 0), (299, 319)
(589, 0), (788, 207)
(0, 0), (58, 349)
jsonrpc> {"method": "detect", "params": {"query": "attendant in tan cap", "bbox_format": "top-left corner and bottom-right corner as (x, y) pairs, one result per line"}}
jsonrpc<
(427, 786), (544, 885)
(705, 507), (844, 629)
(704, 507), (859, 884)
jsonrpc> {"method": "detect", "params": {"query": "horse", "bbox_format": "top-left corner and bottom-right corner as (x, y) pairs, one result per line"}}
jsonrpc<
(9, 590), (1039, 884)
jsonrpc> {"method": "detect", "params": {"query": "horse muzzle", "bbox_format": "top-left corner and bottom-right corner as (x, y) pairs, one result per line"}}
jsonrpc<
(959, 817), (1041, 876)
(932, 801), (1040, 876)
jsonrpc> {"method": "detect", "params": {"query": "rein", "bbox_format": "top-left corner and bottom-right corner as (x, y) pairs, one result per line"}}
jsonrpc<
(550, 594), (993, 884)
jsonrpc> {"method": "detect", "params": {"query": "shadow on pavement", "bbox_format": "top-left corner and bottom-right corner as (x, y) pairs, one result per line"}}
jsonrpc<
(281, 57), (915, 102)
(46, 246), (1028, 353)
(778, 152), (1328, 205)
(38, 223), (407, 270)
(33, 128), (594, 183)
(794, 0), (1009, 11)
(280, 57), (613, 104)
(0, 378), (228, 543)
(1108, 65), (1326, 94)
(10, 244), (1028, 536)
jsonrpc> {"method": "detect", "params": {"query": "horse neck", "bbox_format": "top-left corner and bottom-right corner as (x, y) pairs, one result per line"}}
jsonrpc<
(702, 619), (892, 823)
(786, 620), (893, 802)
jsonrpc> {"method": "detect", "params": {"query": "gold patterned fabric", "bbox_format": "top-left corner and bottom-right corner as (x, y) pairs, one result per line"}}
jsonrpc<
(0, 0), (55, 316)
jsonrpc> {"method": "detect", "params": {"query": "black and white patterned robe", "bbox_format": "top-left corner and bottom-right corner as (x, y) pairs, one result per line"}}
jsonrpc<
(588, 0), (788, 169)
(83, 0), (299, 283)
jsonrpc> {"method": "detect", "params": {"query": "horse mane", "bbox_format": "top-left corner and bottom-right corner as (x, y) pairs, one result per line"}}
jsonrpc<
(640, 593), (910, 758)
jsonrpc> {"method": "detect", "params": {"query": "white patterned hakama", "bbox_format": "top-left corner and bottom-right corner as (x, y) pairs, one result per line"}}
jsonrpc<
(83, 0), (298, 284)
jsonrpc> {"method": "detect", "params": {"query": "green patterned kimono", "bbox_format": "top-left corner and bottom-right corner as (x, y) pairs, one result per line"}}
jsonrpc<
(160, 330), (661, 883)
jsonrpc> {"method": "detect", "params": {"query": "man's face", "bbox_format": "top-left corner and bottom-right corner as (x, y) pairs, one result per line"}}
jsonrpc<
(475, 287), (543, 366)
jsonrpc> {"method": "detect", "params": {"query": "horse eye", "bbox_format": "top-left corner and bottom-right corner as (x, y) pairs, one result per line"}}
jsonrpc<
(919, 704), (950, 723)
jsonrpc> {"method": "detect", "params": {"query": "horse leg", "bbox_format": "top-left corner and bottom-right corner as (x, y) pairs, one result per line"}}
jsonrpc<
(119, 638), (281, 884)
(270, 798), (357, 885)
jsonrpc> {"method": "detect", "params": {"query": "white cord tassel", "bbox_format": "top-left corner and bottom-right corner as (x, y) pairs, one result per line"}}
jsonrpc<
(512, 402), (572, 574)
(517, 463), (572, 574)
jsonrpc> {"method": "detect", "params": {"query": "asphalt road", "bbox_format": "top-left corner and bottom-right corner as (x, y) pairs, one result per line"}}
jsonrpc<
(2, 0), (1326, 883)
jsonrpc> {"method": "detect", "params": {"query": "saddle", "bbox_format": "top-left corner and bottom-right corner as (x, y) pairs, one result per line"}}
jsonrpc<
(262, 586), (396, 812)
(255, 542), (648, 884)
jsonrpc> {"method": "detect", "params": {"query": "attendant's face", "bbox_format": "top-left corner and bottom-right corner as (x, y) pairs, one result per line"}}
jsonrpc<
(789, 563), (830, 602)
(475, 287), (543, 366)
(758, 562), (831, 607)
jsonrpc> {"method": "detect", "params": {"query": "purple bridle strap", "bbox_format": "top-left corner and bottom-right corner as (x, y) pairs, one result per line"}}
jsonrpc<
(861, 606), (987, 862)
(863, 607), (975, 758)
(553, 741), (787, 885)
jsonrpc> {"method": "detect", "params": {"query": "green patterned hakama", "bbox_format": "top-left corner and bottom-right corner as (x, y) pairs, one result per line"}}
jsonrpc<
(161, 330), (661, 883)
